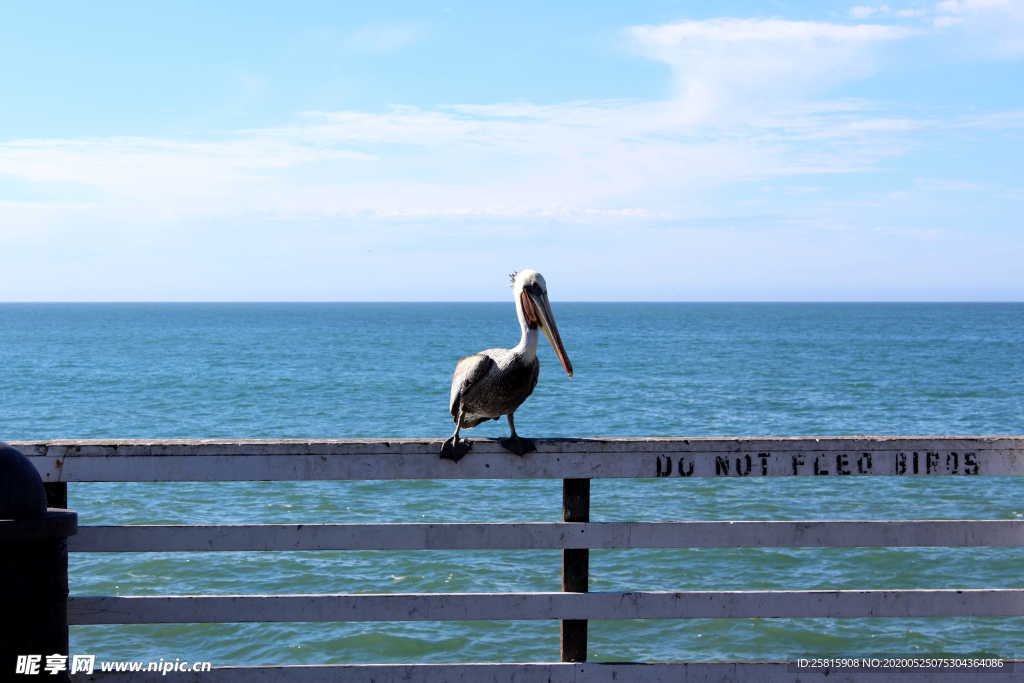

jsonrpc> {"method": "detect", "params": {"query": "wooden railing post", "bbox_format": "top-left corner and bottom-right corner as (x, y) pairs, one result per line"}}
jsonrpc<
(560, 478), (590, 662)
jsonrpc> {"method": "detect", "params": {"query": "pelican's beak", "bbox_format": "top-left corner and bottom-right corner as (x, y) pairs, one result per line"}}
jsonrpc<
(530, 291), (573, 377)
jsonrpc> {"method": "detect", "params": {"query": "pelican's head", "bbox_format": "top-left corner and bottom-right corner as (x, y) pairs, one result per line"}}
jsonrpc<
(511, 269), (573, 377)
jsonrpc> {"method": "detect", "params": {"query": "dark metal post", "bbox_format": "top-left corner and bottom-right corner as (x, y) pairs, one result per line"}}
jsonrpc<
(44, 483), (67, 510)
(0, 445), (77, 682)
(560, 478), (590, 662)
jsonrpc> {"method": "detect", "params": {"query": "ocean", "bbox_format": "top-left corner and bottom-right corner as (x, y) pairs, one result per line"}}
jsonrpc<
(2, 302), (1023, 664)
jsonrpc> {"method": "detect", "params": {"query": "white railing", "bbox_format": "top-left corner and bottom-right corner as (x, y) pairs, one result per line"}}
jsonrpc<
(17, 436), (1024, 682)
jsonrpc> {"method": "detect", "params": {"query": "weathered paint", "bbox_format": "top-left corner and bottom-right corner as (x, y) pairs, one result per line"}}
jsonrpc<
(68, 520), (1024, 552)
(13, 437), (1024, 481)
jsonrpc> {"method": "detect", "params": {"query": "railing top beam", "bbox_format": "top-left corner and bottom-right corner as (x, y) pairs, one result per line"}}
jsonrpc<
(13, 435), (1024, 456)
(14, 437), (1024, 481)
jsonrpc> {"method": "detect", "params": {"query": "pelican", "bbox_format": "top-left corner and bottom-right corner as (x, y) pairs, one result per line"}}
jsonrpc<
(440, 269), (573, 461)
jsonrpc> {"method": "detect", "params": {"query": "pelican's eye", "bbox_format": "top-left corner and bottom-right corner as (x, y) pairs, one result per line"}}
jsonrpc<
(527, 282), (544, 296)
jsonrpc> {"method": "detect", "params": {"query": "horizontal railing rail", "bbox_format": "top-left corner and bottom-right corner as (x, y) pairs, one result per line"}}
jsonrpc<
(14, 436), (1024, 682)
(68, 589), (1024, 625)
(69, 520), (1024, 552)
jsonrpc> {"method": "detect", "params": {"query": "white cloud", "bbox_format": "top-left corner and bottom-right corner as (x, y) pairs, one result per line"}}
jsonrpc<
(851, 5), (927, 19)
(955, 110), (1024, 128)
(626, 19), (911, 125)
(0, 13), (1019, 301)
(938, 0), (1014, 10)
(631, 18), (909, 42)
(914, 177), (984, 192)
(0, 17), (943, 239)
(933, 0), (1024, 55)
(0, 99), (916, 228)
(0, 136), (375, 225)
(851, 5), (890, 18)
(342, 24), (423, 53)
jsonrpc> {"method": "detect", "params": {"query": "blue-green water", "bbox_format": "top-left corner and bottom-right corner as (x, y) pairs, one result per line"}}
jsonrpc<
(2, 302), (1023, 664)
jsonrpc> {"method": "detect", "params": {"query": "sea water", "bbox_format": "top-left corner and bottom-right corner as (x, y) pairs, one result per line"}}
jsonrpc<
(1, 302), (1022, 663)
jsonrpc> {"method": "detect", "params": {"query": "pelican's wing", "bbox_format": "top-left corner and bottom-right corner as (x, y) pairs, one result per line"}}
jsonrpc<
(449, 353), (494, 417)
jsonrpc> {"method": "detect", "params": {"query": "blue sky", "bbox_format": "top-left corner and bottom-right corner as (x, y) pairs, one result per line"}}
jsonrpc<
(1, 0), (1022, 301)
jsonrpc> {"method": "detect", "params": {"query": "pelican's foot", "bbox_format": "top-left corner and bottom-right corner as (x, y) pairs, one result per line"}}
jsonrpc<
(440, 437), (472, 462)
(499, 435), (536, 456)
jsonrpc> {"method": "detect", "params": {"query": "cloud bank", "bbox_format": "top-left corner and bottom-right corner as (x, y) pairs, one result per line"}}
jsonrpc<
(0, 18), (929, 228)
(1, 10), (1021, 300)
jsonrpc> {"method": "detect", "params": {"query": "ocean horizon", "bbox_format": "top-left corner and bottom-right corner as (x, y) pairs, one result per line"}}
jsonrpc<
(4, 300), (1023, 304)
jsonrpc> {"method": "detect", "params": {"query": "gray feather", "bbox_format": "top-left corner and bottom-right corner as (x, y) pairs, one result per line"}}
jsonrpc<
(448, 348), (539, 429)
